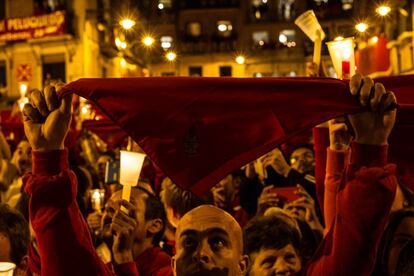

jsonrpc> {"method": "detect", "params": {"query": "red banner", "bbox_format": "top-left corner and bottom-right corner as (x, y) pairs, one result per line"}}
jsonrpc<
(0, 10), (66, 42)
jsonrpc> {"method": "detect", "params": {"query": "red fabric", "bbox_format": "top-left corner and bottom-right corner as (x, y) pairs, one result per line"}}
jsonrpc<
(307, 142), (397, 275)
(82, 119), (127, 149)
(133, 247), (173, 276)
(312, 127), (330, 214)
(59, 75), (414, 196)
(24, 150), (138, 276)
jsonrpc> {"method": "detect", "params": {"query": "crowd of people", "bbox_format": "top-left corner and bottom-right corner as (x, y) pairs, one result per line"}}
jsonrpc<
(0, 70), (413, 276)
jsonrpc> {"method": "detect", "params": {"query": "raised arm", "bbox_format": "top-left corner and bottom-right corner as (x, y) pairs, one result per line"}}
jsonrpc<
(22, 84), (138, 276)
(307, 74), (398, 275)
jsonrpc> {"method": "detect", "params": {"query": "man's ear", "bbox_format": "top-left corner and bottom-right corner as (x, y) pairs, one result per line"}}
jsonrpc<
(239, 254), (250, 275)
(147, 218), (163, 235)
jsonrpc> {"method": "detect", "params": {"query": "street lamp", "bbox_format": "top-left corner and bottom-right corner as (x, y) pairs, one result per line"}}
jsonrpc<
(355, 22), (368, 33)
(377, 5), (391, 16)
(166, 51), (177, 61)
(142, 36), (154, 47)
(235, 55), (245, 65)
(120, 18), (136, 30)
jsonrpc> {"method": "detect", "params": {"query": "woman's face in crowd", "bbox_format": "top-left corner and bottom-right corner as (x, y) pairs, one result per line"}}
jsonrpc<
(387, 216), (414, 275)
(12, 141), (32, 175)
(290, 148), (314, 175)
(249, 244), (301, 276)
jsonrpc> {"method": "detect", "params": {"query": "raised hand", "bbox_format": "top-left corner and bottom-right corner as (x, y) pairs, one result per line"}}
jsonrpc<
(22, 82), (72, 152)
(348, 74), (397, 145)
(111, 200), (137, 264)
(329, 117), (352, 151)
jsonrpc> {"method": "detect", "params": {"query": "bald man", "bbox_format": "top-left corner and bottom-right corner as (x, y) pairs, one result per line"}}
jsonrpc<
(172, 205), (249, 276)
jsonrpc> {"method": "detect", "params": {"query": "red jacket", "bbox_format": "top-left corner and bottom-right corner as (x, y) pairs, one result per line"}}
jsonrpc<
(307, 140), (397, 275)
(24, 150), (139, 276)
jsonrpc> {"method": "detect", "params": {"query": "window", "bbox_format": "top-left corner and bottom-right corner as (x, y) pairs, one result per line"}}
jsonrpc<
(252, 31), (269, 47)
(217, 20), (233, 38)
(189, 66), (202, 76)
(341, 0), (353, 10)
(187, 22), (202, 37)
(160, 36), (173, 49)
(42, 54), (65, 85)
(0, 0), (5, 19)
(251, 0), (269, 20)
(278, 29), (296, 47)
(158, 0), (172, 10)
(278, 0), (296, 21)
(219, 66), (232, 76)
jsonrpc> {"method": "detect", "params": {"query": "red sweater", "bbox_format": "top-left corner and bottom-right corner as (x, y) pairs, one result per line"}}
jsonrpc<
(307, 142), (397, 275)
(132, 247), (172, 276)
(24, 150), (139, 276)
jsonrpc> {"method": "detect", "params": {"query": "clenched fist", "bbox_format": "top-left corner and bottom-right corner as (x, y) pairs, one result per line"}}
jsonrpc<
(22, 83), (72, 152)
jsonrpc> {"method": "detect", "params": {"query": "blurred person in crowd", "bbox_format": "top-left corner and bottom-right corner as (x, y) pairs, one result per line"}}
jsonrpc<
(395, 239), (414, 276)
(173, 205), (249, 276)
(373, 208), (414, 275)
(283, 186), (323, 235)
(160, 177), (213, 255)
(99, 186), (173, 275)
(212, 171), (252, 227)
(0, 140), (32, 207)
(243, 215), (302, 276)
(0, 203), (30, 275)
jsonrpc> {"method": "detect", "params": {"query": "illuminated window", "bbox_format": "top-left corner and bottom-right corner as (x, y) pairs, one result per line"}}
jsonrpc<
(341, 0), (353, 10)
(217, 20), (233, 37)
(252, 0), (268, 20)
(279, 29), (296, 47)
(42, 54), (66, 85)
(252, 31), (269, 47)
(160, 36), (173, 49)
(279, 0), (296, 21)
(187, 22), (202, 37)
(158, 0), (172, 10)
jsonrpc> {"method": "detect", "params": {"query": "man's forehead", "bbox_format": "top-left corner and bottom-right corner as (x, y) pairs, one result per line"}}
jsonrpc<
(177, 206), (240, 236)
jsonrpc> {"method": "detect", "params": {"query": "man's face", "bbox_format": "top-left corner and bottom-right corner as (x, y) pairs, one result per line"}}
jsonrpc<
(290, 148), (314, 175)
(249, 244), (301, 276)
(101, 190), (148, 242)
(388, 216), (414, 275)
(12, 141), (32, 175)
(173, 206), (247, 276)
(0, 232), (11, 262)
(284, 204), (307, 222)
(97, 155), (112, 181)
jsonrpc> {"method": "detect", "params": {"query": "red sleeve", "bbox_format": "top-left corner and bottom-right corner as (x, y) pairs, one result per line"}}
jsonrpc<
(312, 127), (329, 215)
(307, 143), (396, 275)
(114, 262), (140, 276)
(24, 149), (114, 276)
(323, 148), (350, 234)
(155, 266), (174, 276)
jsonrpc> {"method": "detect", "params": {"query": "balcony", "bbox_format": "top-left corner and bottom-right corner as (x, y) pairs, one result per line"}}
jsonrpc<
(180, 0), (239, 9)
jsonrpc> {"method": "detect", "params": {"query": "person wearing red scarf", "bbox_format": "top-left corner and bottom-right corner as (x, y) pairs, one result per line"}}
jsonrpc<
(22, 84), (138, 275)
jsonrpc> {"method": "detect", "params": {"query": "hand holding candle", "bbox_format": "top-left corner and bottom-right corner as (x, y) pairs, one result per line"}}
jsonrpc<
(295, 10), (326, 71)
